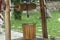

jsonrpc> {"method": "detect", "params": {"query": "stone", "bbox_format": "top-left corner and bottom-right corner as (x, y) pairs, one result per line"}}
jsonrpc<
(0, 30), (23, 40)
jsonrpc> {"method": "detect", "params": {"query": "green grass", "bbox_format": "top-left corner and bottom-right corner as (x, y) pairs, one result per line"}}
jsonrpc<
(11, 11), (60, 37)
(47, 11), (60, 37)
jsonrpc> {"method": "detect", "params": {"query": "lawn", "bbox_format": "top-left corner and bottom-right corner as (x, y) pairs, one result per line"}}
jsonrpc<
(10, 11), (60, 37)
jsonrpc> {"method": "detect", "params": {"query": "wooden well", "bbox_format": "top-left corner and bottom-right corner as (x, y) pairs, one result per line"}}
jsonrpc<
(22, 23), (36, 40)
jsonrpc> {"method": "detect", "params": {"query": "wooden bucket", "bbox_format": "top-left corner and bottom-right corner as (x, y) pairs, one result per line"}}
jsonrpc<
(22, 23), (36, 40)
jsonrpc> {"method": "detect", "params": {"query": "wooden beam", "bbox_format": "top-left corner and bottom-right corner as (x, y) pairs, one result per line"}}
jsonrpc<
(39, 0), (48, 38)
(15, 3), (36, 10)
(5, 0), (11, 40)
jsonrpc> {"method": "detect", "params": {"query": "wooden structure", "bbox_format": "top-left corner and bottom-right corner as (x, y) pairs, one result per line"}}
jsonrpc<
(15, 3), (36, 18)
(5, 0), (11, 40)
(4, 0), (48, 40)
(22, 23), (36, 40)
(40, 0), (48, 38)
(15, 3), (36, 11)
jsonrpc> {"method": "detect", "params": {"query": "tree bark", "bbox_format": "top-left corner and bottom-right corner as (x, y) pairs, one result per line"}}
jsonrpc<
(5, 0), (11, 40)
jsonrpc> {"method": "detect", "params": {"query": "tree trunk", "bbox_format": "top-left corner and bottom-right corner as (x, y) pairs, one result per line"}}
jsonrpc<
(5, 0), (11, 40)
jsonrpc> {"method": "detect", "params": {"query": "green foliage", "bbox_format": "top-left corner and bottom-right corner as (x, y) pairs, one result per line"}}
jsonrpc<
(12, 0), (22, 20)
(13, 9), (22, 20)
(11, 0), (37, 4)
